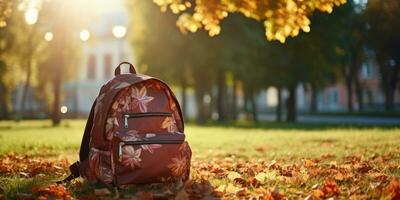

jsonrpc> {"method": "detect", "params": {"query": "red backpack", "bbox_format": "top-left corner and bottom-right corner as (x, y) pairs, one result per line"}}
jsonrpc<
(58, 62), (192, 186)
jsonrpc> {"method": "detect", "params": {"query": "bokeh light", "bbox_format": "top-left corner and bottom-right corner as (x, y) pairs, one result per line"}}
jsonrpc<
(79, 29), (90, 41)
(112, 25), (127, 38)
(24, 8), (39, 25)
(60, 106), (68, 114)
(44, 32), (53, 41)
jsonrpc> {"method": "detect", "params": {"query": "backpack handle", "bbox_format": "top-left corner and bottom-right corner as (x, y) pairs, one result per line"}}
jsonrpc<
(114, 62), (137, 76)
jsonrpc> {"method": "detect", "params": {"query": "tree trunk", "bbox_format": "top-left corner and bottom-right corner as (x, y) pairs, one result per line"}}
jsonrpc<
(249, 88), (258, 122)
(180, 78), (187, 120)
(384, 87), (394, 111)
(51, 47), (63, 126)
(52, 76), (62, 126)
(194, 87), (206, 124)
(286, 85), (297, 122)
(384, 64), (399, 111)
(355, 78), (364, 111)
(51, 22), (66, 126)
(18, 56), (32, 121)
(243, 89), (250, 120)
(276, 86), (282, 122)
(345, 75), (354, 112)
(310, 84), (318, 113)
(73, 82), (79, 118)
(231, 78), (238, 120)
(0, 83), (9, 119)
(217, 68), (226, 121)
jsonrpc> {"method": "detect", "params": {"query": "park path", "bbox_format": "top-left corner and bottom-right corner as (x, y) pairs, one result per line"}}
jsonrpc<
(259, 114), (400, 125)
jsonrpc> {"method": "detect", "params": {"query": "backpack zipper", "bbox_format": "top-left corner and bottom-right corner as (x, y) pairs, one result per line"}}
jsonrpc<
(124, 112), (172, 128)
(118, 138), (183, 161)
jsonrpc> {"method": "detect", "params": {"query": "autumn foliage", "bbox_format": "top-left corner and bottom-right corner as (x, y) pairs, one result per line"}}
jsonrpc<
(152, 0), (346, 42)
(0, 154), (69, 177)
(1, 149), (400, 199)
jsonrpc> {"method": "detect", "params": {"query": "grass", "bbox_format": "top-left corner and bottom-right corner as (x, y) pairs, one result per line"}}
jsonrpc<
(1, 120), (399, 159)
(0, 120), (400, 199)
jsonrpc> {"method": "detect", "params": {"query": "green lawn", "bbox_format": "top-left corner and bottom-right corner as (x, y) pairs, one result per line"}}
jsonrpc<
(0, 120), (399, 199)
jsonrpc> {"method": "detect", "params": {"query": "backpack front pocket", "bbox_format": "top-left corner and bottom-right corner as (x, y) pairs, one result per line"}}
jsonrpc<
(112, 133), (191, 186)
(123, 112), (175, 133)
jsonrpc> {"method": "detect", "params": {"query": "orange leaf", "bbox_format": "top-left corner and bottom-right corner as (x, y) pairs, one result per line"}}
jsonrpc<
(386, 177), (400, 200)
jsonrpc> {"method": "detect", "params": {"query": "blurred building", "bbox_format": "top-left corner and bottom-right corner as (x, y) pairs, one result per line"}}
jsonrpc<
(256, 56), (400, 113)
(64, 1), (134, 116)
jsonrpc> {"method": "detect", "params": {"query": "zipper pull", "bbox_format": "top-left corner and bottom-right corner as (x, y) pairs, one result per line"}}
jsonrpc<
(124, 115), (129, 128)
(118, 142), (124, 162)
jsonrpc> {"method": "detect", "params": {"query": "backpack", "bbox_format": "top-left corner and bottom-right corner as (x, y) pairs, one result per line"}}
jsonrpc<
(58, 62), (192, 186)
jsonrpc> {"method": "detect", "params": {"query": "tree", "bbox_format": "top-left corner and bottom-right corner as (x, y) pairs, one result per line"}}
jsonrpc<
(153, 0), (346, 42)
(128, 0), (193, 119)
(365, 0), (400, 111)
(128, 0), (216, 122)
(0, 1), (19, 119)
(216, 14), (268, 121)
(344, 3), (366, 112)
(37, 0), (81, 125)
(129, 0), (360, 123)
(307, 0), (365, 112)
(301, 6), (352, 113)
(0, 0), (42, 120)
(12, 2), (44, 120)
(260, 4), (355, 121)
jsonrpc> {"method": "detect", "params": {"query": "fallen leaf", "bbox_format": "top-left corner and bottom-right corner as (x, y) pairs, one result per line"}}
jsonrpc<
(303, 159), (317, 167)
(311, 184), (319, 189)
(175, 189), (189, 200)
(353, 162), (372, 173)
(215, 183), (241, 195)
(255, 171), (277, 184)
(227, 171), (242, 181)
(94, 188), (111, 196)
(31, 184), (71, 200)
(321, 180), (340, 197)
(385, 177), (400, 200)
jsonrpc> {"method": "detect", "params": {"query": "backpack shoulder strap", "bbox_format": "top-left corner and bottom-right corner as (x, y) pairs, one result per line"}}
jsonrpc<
(79, 99), (96, 161)
(57, 100), (96, 184)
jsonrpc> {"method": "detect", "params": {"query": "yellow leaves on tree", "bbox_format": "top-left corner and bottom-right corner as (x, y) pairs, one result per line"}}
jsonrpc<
(153, 0), (346, 43)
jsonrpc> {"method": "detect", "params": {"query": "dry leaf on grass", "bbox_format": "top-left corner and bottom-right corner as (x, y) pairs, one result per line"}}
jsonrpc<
(32, 184), (72, 200)
(94, 188), (111, 196)
(385, 177), (400, 200)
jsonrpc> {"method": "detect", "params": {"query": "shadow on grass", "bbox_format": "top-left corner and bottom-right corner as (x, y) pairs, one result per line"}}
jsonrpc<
(190, 120), (400, 130)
